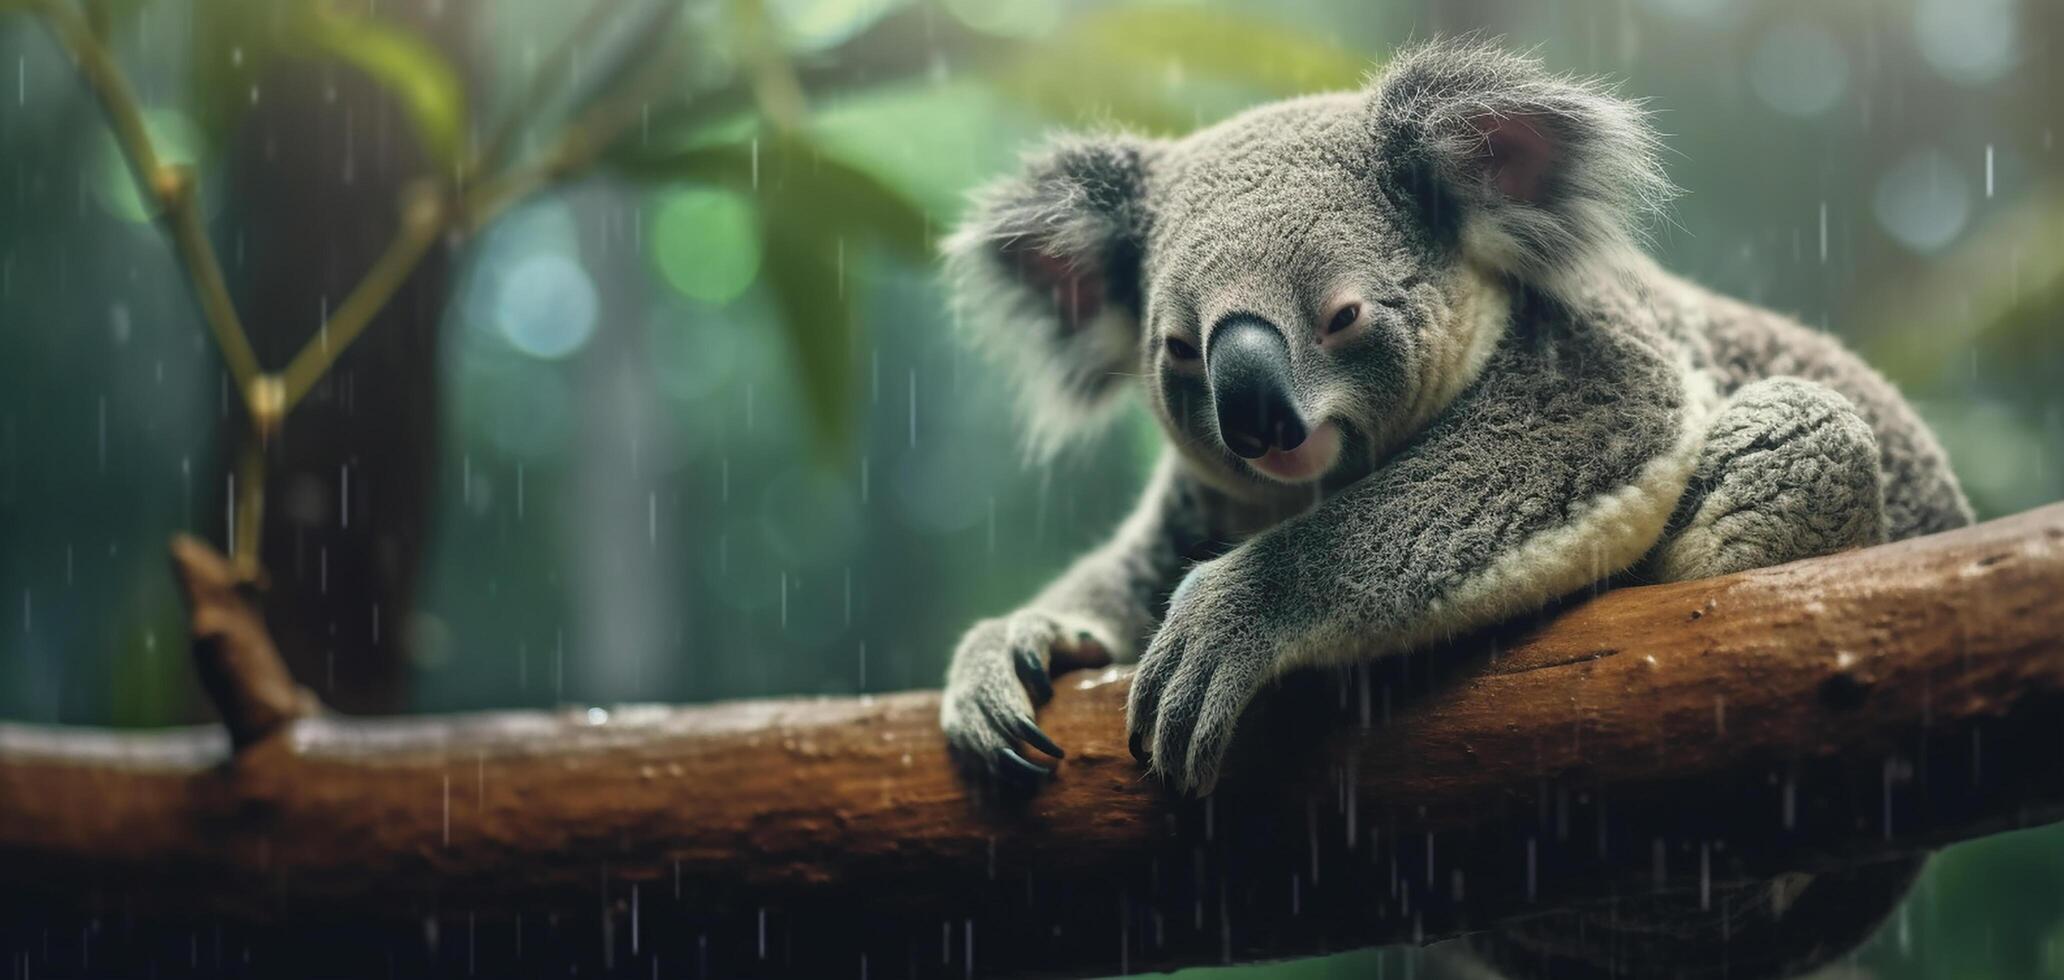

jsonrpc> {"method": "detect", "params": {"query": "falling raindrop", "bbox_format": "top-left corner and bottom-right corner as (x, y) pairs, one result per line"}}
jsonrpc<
(1699, 841), (1711, 910)
(1817, 202), (1828, 264)
(1526, 837), (1537, 901)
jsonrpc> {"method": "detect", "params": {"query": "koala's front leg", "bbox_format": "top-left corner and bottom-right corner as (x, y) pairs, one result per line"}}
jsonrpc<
(942, 456), (1211, 788)
(942, 610), (1117, 784)
(1129, 319), (1708, 795)
(1648, 377), (1889, 581)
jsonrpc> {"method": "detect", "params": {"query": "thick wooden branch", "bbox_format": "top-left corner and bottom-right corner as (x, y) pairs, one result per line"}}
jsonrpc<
(2, 506), (2061, 978)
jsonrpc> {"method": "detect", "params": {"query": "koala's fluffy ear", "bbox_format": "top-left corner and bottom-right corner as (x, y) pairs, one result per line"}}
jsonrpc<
(943, 134), (1158, 458)
(1370, 42), (1673, 300)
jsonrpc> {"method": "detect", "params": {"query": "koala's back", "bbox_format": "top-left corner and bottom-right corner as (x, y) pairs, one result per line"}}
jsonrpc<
(1635, 267), (1973, 540)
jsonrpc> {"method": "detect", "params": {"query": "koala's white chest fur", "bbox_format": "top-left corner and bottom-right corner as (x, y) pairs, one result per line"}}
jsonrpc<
(1395, 264), (1512, 449)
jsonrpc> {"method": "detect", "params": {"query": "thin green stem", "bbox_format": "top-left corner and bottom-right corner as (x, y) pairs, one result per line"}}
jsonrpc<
(279, 182), (446, 409)
(32, 0), (262, 394)
(231, 438), (266, 580)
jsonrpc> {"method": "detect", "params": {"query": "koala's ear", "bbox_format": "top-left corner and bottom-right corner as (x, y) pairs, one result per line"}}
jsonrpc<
(943, 133), (1159, 458)
(1369, 42), (1673, 299)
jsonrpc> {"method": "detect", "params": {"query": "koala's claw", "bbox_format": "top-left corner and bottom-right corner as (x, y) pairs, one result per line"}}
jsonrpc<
(942, 610), (1112, 792)
(1124, 559), (1278, 797)
(1013, 646), (1054, 704)
(997, 746), (1053, 780)
(1010, 715), (1066, 758)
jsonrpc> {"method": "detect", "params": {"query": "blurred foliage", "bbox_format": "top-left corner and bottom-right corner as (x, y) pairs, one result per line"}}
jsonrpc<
(1857, 183), (2064, 519)
(191, 0), (465, 166)
(301, 9), (465, 166)
(603, 1), (1361, 453)
(995, 5), (1367, 131)
(612, 133), (932, 449)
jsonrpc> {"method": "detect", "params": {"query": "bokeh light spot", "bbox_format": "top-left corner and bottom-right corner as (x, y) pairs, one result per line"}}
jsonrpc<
(495, 252), (598, 359)
(1914, 0), (2017, 86)
(653, 188), (762, 304)
(1872, 148), (1971, 254)
(1748, 24), (1849, 118)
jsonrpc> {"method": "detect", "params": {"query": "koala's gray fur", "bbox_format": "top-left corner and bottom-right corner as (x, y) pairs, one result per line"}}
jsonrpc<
(937, 40), (1970, 979)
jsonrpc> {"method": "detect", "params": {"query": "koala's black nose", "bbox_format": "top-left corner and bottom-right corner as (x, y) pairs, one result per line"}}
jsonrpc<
(1207, 315), (1306, 459)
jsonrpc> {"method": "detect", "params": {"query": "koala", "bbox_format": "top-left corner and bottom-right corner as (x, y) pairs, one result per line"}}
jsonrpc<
(937, 41), (1972, 979)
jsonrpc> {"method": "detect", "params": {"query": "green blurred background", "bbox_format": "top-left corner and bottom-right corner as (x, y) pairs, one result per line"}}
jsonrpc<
(1, 0), (2059, 976)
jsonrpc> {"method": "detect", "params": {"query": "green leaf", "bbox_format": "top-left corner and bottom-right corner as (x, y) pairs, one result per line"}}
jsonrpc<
(998, 6), (1369, 133)
(1860, 186), (2064, 389)
(614, 134), (930, 254)
(187, 0), (465, 168)
(615, 134), (933, 453)
(303, 8), (467, 169)
(760, 213), (856, 455)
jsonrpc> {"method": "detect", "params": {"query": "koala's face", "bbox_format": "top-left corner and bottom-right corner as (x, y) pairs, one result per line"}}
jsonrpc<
(946, 43), (1666, 494)
(1134, 95), (1509, 494)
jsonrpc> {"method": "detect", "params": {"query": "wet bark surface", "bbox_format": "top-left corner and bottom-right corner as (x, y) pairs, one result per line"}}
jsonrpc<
(2, 504), (2061, 978)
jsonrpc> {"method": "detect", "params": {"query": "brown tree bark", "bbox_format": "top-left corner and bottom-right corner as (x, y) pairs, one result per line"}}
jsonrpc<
(1, 505), (2061, 978)
(210, 0), (473, 716)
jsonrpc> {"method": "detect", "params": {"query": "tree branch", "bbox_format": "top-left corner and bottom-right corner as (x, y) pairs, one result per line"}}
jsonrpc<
(2, 505), (2061, 977)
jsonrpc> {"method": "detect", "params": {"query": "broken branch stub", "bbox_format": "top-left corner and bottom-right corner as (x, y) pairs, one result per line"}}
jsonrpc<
(168, 534), (315, 750)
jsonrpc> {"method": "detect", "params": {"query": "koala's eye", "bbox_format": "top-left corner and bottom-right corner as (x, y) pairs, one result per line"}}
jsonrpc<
(1165, 336), (1200, 361)
(1325, 303), (1362, 335)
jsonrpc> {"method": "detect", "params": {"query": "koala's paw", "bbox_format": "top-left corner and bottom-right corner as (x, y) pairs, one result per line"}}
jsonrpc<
(1125, 558), (1280, 797)
(941, 610), (1115, 792)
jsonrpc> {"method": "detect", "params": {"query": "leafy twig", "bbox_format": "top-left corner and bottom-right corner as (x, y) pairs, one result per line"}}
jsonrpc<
(469, 0), (618, 181)
(31, 0), (263, 400)
(10, 0), (848, 575)
(461, 40), (687, 232)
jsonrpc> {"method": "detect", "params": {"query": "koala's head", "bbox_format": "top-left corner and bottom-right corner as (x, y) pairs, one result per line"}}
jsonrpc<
(946, 42), (1669, 497)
